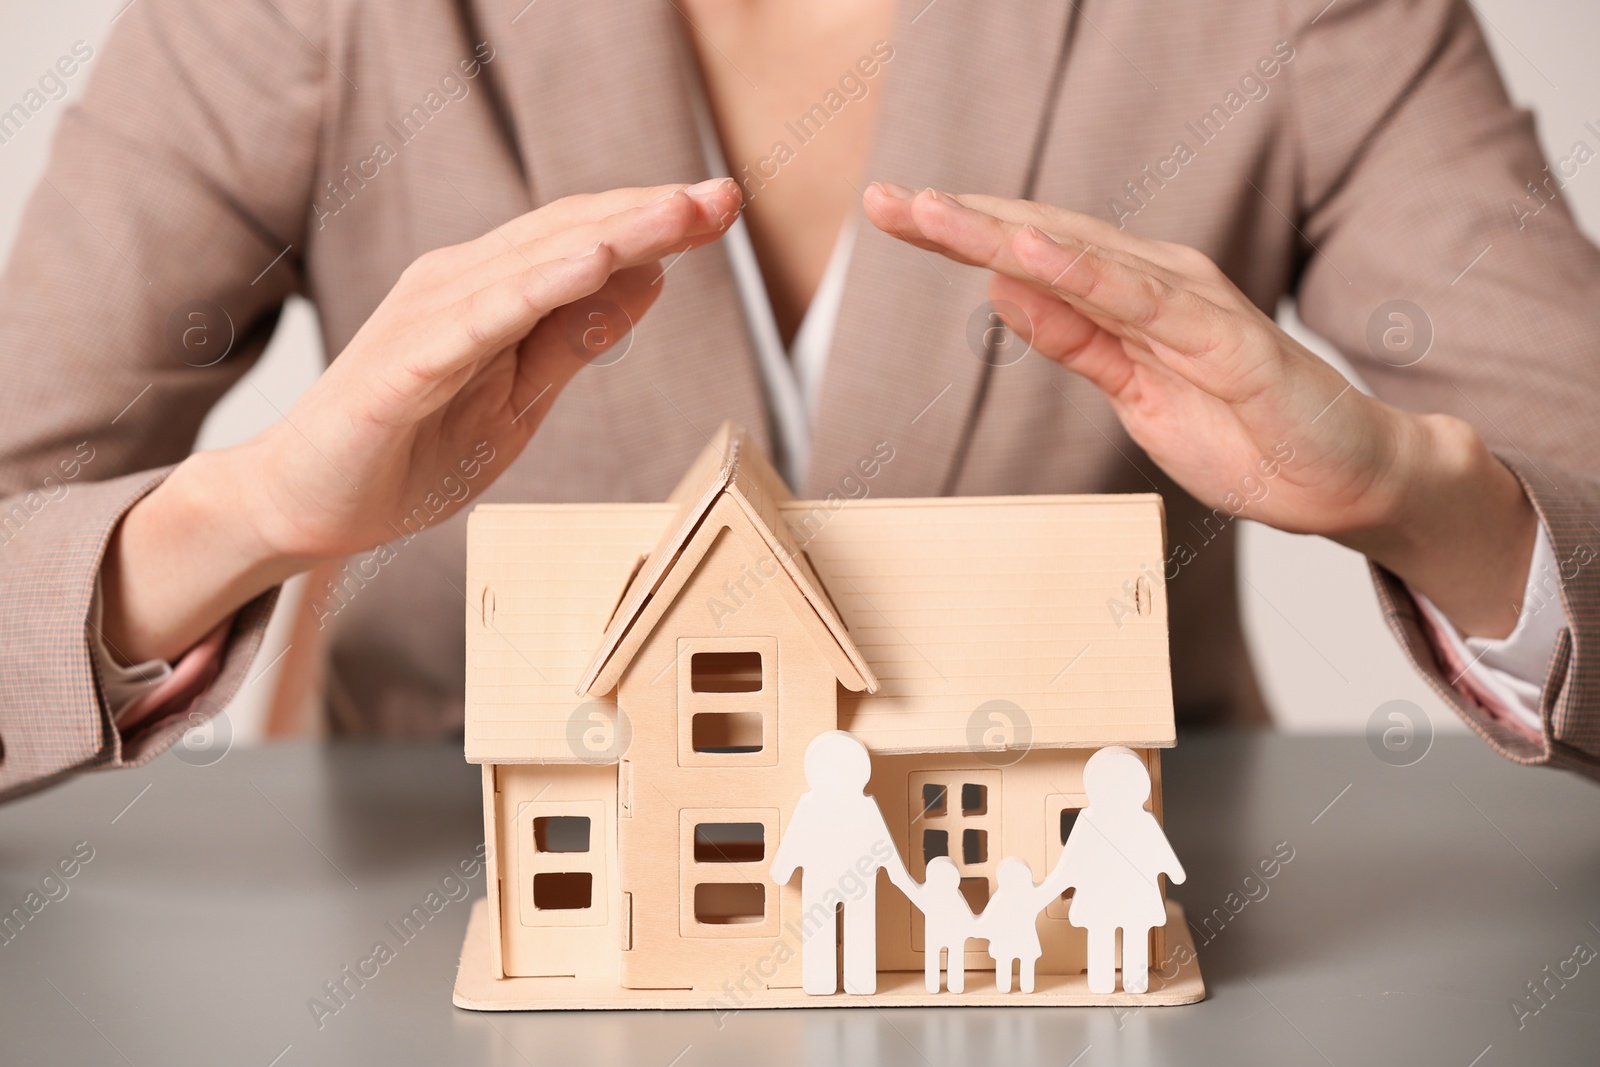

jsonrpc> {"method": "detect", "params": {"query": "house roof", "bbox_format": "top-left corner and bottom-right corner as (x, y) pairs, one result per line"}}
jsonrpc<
(574, 423), (876, 699)
(464, 428), (1175, 765)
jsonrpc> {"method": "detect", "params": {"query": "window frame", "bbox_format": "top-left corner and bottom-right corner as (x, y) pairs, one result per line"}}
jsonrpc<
(675, 636), (779, 768)
(679, 807), (782, 939)
(516, 799), (607, 928)
(907, 769), (1002, 947)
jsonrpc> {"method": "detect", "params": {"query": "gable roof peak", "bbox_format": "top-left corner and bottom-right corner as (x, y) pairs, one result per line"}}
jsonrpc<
(575, 423), (877, 698)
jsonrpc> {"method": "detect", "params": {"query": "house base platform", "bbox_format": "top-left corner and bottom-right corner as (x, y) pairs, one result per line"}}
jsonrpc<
(452, 898), (1205, 1010)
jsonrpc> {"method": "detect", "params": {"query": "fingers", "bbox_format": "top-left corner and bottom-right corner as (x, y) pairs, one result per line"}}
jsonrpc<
(873, 185), (1220, 362)
(933, 191), (1198, 277)
(533, 262), (665, 372)
(552, 188), (737, 266)
(361, 179), (720, 425)
(863, 183), (1043, 263)
(887, 187), (1213, 362)
(517, 179), (742, 265)
(383, 244), (636, 422)
(987, 274), (1137, 401)
(506, 262), (664, 420)
(863, 183), (1190, 279)
(394, 244), (617, 398)
(469, 179), (741, 274)
(1010, 227), (1275, 404)
(487, 178), (742, 251)
(864, 184), (1271, 402)
(452, 181), (741, 301)
(1010, 227), (1212, 353)
(870, 186), (1183, 296)
(860, 183), (969, 259)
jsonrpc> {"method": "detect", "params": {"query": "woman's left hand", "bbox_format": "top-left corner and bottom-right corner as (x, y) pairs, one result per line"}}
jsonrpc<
(862, 184), (1537, 639)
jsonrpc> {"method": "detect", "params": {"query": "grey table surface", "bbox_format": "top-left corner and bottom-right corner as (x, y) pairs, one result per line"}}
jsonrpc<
(3, 733), (1598, 1067)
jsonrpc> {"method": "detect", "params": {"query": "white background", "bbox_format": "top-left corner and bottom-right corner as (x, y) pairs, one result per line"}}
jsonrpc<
(2, 0), (1595, 742)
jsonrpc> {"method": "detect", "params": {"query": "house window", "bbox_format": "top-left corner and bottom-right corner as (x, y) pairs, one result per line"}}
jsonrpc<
(694, 882), (765, 924)
(676, 637), (778, 768)
(516, 799), (606, 928)
(690, 711), (764, 754)
(908, 769), (1000, 948)
(962, 784), (988, 816)
(1044, 793), (1088, 920)
(694, 822), (766, 863)
(690, 651), (764, 693)
(679, 808), (780, 938)
(533, 872), (593, 910)
(962, 828), (988, 865)
(534, 816), (591, 853)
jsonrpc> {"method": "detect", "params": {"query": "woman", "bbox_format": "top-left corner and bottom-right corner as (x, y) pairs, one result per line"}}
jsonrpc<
(2, 0), (1597, 800)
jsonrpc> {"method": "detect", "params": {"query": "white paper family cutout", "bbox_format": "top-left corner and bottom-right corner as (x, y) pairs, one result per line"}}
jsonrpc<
(771, 731), (918, 994)
(772, 731), (1186, 996)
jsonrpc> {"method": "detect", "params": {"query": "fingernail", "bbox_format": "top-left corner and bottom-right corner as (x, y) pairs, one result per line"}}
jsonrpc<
(687, 177), (734, 198)
(1023, 224), (1058, 245)
(649, 187), (688, 204)
(924, 188), (962, 208)
(871, 181), (914, 200)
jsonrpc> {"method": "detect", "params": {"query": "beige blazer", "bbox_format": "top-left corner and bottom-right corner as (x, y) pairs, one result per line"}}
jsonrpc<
(4, 0), (1600, 800)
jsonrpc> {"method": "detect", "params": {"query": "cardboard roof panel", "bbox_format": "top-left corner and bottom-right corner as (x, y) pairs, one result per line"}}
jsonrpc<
(465, 504), (674, 765)
(795, 496), (1174, 752)
(572, 427), (742, 699)
(464, 492), (1173, 764)
(577, 423), (876, 699)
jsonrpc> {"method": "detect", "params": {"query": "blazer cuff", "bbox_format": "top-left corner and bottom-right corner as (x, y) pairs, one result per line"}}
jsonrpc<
(0, 467), (278, 802)
(1370, 450), (1600, 781)
(1406, 519), (1566, 739)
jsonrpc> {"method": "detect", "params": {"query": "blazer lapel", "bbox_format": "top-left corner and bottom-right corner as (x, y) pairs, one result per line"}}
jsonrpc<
(482, 0), (772, 499)
(804, 0), (1080, 499)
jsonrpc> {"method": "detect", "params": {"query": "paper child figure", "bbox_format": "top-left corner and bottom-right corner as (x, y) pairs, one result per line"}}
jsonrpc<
(771, 731), (916, 995)
(904, 856), (977, 993)
(972, 857), (1062, 993)
(1052, 745), (1187, 994)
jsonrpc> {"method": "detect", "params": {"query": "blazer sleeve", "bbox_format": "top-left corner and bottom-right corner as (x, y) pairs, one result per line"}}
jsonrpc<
(1284, 0), (1600, 778)
(0, 0), (326, 801)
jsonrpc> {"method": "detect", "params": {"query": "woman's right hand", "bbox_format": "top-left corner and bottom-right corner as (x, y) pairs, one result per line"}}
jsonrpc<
(102, 179), (743, 664)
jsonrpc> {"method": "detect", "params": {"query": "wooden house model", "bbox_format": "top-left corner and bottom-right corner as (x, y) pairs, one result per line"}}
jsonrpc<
(453, 424), (1203, 1009)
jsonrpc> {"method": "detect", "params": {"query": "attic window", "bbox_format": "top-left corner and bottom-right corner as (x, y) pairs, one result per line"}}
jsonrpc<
(920, 784), (947, 818)
(690, 651), (764, 693)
